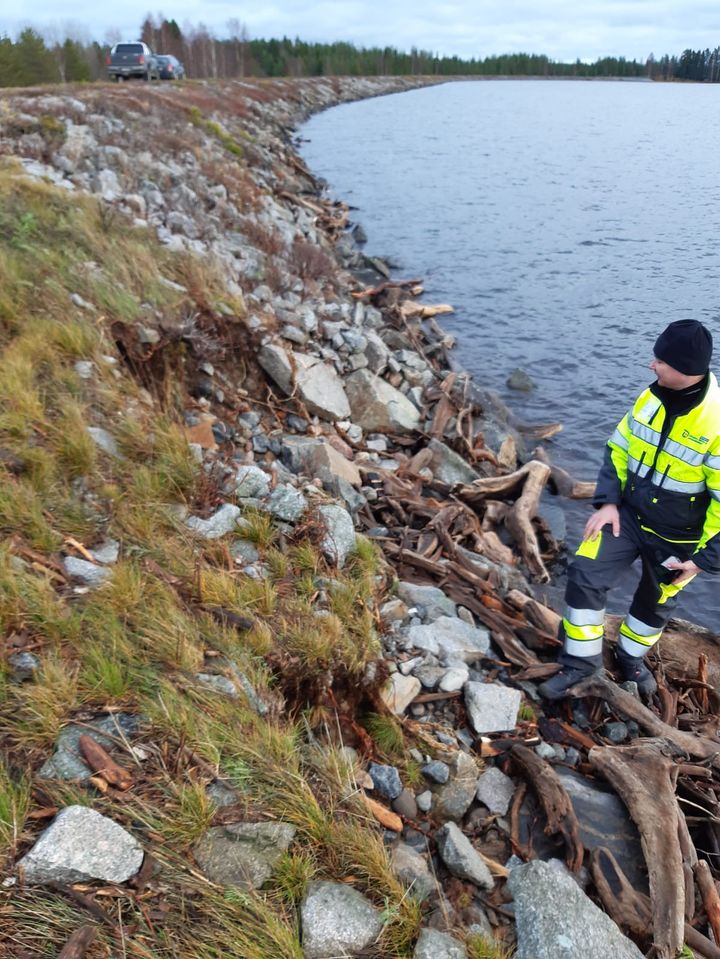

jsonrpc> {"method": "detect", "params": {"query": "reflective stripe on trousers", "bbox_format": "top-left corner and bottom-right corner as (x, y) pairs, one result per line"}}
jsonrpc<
(618, 613), (663, 657)
(562, 605), (605, 658)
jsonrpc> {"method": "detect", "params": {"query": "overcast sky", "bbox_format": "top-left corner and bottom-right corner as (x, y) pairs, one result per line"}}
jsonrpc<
(4, 0), (720, 61)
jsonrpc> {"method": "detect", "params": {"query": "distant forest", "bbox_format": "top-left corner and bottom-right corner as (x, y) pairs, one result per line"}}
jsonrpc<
(0, 17), (719, 88)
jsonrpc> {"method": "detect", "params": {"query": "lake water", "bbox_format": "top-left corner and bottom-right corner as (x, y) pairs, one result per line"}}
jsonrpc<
(300, 79), (720, 629)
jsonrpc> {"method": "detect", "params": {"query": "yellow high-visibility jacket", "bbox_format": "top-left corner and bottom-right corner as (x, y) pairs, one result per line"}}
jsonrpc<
(594, 372), (720, 573)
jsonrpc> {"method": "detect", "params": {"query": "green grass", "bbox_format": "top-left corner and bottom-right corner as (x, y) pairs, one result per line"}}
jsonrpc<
(0, 756), (30, 865)
(467, 935), (516, 959)
(0, 125), (428, 958)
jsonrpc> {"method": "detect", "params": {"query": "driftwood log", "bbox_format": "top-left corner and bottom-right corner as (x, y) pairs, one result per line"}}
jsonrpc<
(457, 460), (552, 581)
(511, 743), (584, 872)
(591, 848), (720, 959)
(571, 671), (720, 769)
(533, 444), (596, 499)
(589, 742), (687, 959)
(57, 927), (98, 959)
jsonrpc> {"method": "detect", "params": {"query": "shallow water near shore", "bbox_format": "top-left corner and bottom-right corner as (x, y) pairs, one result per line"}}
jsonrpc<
(301, 79), (720, 628)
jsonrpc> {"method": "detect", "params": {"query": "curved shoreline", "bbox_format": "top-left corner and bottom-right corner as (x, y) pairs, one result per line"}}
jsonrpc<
(1, 76), (718, 958)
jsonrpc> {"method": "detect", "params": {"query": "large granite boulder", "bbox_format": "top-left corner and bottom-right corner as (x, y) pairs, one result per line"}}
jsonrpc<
(302, 440), (361, 489)
(316, 503), (356, 567)
(397, 581), (457, 622)
(414, 928), (467, 959)
(186, 503), (243, 539)
(300, 880), (384, 958)
(508, 859), (645, 959)
(258, 344), (350, 420)
(432, 751), (481, 822)
(436, 822), (494, 890)
(17, 806), (143, 884)
(345, 369), (420, 433)
(427, 438), (481, 486)
(380, 673), (421, 715)
(38, 714), (141, 781)
(404, 617), (490, 663)
(464, 683), (521, 734)
(192, 821), (296, 889)
(392, 842), (436, 901)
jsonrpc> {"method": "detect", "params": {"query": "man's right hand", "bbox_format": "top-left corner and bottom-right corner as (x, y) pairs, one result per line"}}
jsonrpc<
(584, 503), (621, 540)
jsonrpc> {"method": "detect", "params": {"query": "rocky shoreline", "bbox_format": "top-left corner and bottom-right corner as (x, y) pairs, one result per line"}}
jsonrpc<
(2, 76), (720, 959)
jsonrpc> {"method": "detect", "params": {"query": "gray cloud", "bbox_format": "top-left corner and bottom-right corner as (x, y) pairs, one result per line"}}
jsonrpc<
(2, 0), (719, 61)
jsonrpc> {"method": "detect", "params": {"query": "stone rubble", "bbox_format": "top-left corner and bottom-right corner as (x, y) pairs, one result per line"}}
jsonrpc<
(0, 77), (665, 959)
(18, 806), (143, 884)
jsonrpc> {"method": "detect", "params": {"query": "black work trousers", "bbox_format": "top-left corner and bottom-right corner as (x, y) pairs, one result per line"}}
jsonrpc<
(561, 505), (697, 661)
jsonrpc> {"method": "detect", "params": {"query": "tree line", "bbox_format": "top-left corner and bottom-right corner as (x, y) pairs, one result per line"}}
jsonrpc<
(0, 19), (719, 88)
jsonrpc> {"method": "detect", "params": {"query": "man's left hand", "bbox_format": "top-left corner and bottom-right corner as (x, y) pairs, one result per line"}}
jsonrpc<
(666, 559), (701, 584)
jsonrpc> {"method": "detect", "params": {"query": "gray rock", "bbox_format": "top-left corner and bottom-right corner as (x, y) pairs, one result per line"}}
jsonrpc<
(416, 790), (433, 813)
(74, 359), (94, 377)
(94, 168), (120, 201)
(345, 369), (421, 434)
(38, 714), (140, 781)
(476, 767), (515, 816)
(414, 665), (446, 690)
(392, 842), (436, 901)
(464, 683), (521, 734)
(427, 438), (481, 486)
(8, 651), (40, 682)
(436, 822), (494, 890)
(265, 484), (307, 522)
(258, 345), (350, 420)
(87, 426), (120, 458)
(554, 768), (645, 888)
(368, 763), (402, 800)
(194, 673), (238, 697)
(439, 666), (469, 692)
(380, 673), (421, 715)
(230, 539), (260, 564)
(405, 617), (490, 663)
(392, 788), (418, 820)
(186, 503), (242, 539)
(302, 440), (361, 489)
(380, 598), (409, 624)
(224, 661), (269, 716)
(602, 721), (629, 744)
(507, 368), (535, 392)
(18, 806), (143, 884)
(193, 821), (296, 888)
(422, 761), (450, 784)
(301, 880), (384, 959)
(432, 751), (480, 822)
(414, 928), (467, 959)
(316, 503), (356, 567)
(509, 859), (645, 959)
(206, 781), (238, 808)
(233, 465), (270, 498)
(63, 556), (111, 587)
(535, 741), (556, 761)
(397, 582), (456, 622)
(364, 330), (389, 374)
(90, 540), (120, 565)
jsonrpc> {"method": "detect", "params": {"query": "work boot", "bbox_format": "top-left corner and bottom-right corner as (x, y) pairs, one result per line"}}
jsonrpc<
(615, 648), (657, 697)
(538, 654), (603, 701)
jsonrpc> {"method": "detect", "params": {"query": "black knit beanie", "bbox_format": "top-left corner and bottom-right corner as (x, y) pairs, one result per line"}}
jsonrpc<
(654, 319), (713, 375)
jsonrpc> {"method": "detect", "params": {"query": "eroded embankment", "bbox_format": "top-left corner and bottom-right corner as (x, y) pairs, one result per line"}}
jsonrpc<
(0, 76), (718, 959)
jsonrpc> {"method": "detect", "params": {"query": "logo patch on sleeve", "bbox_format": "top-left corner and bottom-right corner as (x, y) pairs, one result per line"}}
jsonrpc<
(682, 429), (709, 445)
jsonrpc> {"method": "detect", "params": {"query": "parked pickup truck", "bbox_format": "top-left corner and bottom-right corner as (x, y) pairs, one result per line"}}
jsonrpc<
(106, 42), (160, 81)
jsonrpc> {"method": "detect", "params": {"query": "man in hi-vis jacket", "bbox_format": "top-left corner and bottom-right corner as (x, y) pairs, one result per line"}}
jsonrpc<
(540, 319), (720, 700)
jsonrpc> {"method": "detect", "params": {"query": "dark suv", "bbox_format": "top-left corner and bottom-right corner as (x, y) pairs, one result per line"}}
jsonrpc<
(156, 55), (186, 80)
(106, 42), (160, 82)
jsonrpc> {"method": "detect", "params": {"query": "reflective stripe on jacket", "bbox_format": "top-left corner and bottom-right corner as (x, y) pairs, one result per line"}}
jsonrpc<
(594, 372), (720, 574)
